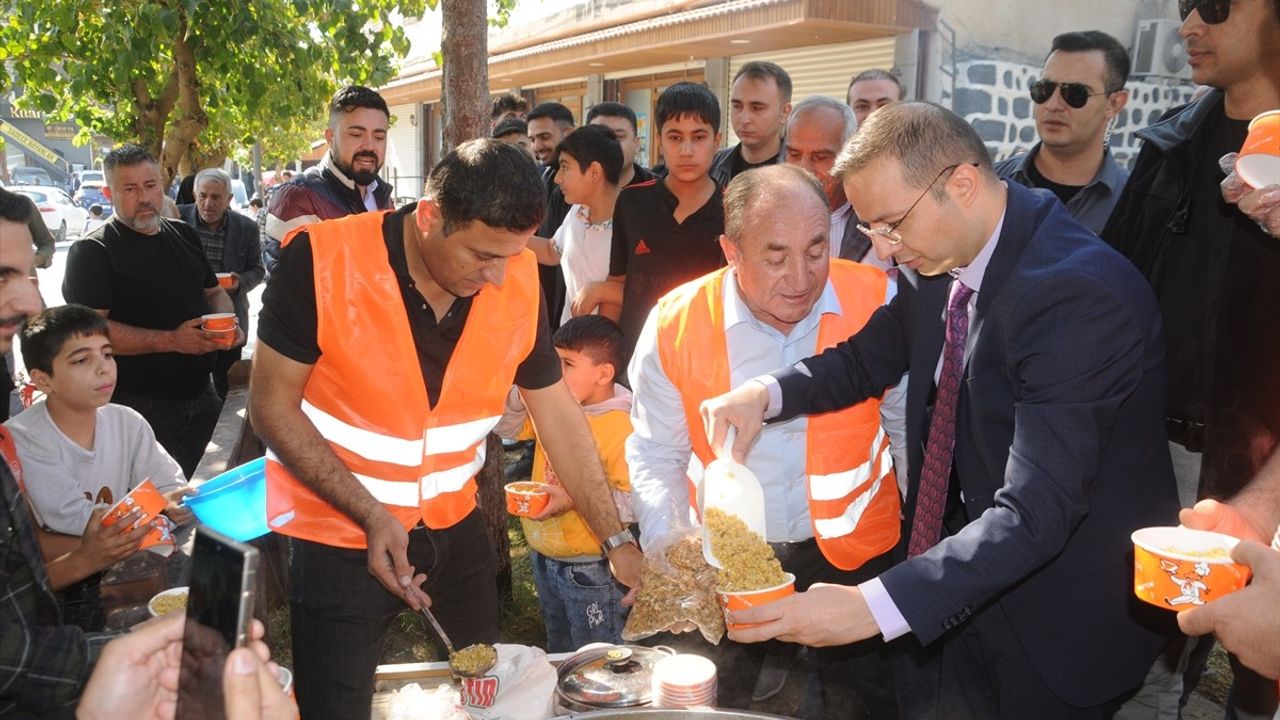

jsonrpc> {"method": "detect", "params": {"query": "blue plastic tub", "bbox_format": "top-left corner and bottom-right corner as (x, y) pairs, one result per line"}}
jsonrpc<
(183, 456), (270, 541)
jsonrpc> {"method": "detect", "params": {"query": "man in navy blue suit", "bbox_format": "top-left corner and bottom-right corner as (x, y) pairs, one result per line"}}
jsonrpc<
(700, 102), (1179, 717)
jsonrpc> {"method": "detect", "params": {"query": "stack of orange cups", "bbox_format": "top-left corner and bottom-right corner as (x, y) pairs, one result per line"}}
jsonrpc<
(651, 654), (717, 709)
(202, 313), (237, 347)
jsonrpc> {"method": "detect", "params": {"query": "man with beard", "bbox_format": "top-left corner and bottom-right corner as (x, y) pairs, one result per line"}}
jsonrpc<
(263, 85), (394, 273)
(62, 145), (240, 478)
(179, 168), (265, 399)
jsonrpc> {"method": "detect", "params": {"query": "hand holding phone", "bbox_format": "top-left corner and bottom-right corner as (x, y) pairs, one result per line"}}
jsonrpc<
(175, 527), (260, 720)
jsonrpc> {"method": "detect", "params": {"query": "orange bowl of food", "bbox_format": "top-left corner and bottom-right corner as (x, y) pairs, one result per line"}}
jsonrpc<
(201, 312), (237, 331)
(1132, 526), (1251, 612)
(718, 572), (795, 631)
(504, 481), (550, 517)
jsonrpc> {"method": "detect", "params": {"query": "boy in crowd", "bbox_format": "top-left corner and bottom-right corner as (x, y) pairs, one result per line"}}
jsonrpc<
(577, 82), (727, 357)
(497, 315), (635, 652)
(527, 125), (625, 325)
(492, 116), (536, 161)
(5, 305), (193, 624)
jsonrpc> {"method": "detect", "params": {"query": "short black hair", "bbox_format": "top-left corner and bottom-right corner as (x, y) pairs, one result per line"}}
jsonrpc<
(847, 68), (904, 101)
(1049, 31), (1131, 93)
(553, 315), (625, 376)
(527, 102), (575, 127)
(733, 61), (793, 104)
(328, 85), (390, 125)
(586, 102), (639, 134)
(655, 82), (720, 133)
(0, 188), (37, 225)
(19, 304), (110, 376)
(425, 139), (546, 236)
(492, 117), (529, 139)
(102, 143), (157, 176)
(555, 125), (624, 185)
(491, 93), (529, 120)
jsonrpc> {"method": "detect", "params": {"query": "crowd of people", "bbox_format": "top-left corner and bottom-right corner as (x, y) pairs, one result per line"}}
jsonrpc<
(0, 2), (1278, 718)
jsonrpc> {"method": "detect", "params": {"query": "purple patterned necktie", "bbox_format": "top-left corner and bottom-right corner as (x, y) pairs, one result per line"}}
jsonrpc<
(907, 280), (976, 558)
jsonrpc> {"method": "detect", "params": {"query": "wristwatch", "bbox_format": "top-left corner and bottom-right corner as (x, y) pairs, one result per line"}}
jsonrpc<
(601, 527), (637, 555)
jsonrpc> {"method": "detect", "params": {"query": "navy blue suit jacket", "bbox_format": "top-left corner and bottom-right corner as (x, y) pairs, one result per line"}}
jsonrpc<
(773, 182), (1178, 706)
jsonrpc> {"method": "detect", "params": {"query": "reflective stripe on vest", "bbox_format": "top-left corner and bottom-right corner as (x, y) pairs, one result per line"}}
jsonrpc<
(265, 210), (539, 548)
(655, 262), (900, 571)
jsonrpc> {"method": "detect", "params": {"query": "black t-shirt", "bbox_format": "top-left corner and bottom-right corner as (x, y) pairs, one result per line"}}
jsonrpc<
(1159, 112), (1250, 424)
(62, 217), (217, 401)
(730, 148), (780, 179)
(1024, 158), (1083, 206)
(608, 179), (726, 356)
(257, 205), (561, 407)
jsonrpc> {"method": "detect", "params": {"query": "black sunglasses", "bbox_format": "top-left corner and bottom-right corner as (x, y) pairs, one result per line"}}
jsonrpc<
(1029, 80), (1111, 109)
(1179, 0), (1231, 23)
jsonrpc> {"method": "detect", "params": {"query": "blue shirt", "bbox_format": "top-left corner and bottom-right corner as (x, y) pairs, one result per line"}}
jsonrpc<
(993, 144), (1128, 235)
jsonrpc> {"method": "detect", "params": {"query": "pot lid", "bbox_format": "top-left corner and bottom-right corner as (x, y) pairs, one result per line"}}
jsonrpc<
(556, 645), (673, 708)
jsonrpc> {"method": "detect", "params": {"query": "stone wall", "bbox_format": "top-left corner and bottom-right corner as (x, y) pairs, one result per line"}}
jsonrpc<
(943, 57), (1197, 165)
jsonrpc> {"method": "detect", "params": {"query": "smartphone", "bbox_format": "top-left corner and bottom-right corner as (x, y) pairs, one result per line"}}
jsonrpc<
(175, 527), (260, 720)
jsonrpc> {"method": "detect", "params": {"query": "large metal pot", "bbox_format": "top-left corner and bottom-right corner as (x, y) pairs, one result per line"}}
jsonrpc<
(564, 710), (791, 719)
(555, 645), (676, 712)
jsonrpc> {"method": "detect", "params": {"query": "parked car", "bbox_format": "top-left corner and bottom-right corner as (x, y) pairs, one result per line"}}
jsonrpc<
(12, 185), (90, 242)
(11, 166), (54, 186)
(77, 170), (106, 188)
(73, 184), (113, 216)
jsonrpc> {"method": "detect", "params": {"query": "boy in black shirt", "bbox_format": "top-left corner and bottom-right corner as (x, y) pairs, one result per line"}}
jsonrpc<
(579, 83), (726, 359)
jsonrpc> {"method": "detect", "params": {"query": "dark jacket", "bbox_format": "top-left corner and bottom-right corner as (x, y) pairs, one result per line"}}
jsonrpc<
(777, 183), (1177, 708)
(709, 142), (782, 189)
(177, 204), (265, 333)
(1101, 89), (1280, 497)
(262, 152), (394, 273)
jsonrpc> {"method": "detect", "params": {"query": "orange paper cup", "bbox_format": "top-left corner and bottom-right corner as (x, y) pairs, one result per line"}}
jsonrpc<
(204, 327), (236, 347)
(201, 313), (237, 331)
(1132, 527), (1251, 612)
(718, 572), (796, 631)
(216, 272), (234, 289)
(504, 481), (550, 517)
(1236, 109), (1280, 189)
(101, 479), (176, 556)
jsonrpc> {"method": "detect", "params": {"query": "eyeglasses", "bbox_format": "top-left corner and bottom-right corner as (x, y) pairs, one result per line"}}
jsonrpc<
(856, 163), (974, 246)
(1029, 80), (1112, 109)
(1179, 0), (1231, 23)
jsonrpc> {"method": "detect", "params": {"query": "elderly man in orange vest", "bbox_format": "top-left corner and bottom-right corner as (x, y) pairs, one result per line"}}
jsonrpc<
(249, 140), (643, 720)
(627, 164), (900, 718)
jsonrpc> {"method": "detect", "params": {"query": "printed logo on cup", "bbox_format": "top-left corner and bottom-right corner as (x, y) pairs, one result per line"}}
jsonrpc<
(462, 676), (500, 709)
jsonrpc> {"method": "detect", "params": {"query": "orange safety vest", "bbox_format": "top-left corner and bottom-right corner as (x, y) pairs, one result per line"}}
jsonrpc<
(265, 211), (539, 549)
(655, 261), (900, 571)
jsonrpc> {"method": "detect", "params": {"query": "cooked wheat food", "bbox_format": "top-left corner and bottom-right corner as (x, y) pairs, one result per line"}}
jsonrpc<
(1161, 545), (1232, 560)
(623, 534), (725, 644)
(705, 507), (787, 592)
(150, 592), (187, 615)
(449, 643), (497, 676)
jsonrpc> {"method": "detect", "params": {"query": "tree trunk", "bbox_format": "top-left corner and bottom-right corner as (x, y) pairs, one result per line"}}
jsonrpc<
(158, 20), (208, 189)
(440, 0), (490, 153)
(475, 433), (513, 604)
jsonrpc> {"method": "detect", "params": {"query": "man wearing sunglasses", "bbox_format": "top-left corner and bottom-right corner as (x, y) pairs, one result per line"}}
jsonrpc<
(701, 102), (1178, 718)
(1103, 1), (1280, 716)
(994, 31), (1130, 235)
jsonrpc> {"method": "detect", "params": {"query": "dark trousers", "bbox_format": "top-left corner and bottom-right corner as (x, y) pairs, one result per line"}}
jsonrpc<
(895, 600), (1126, 720)
(212, 346), (243, 400)
(646, 540), (896, 720)
(113, 383), (222, 479)
(289, 509), (500, 720)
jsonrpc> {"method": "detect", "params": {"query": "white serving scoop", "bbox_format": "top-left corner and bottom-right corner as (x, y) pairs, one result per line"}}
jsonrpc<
(700, 425), (768, 569)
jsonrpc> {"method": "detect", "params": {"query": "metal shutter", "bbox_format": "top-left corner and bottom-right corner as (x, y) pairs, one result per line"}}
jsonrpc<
(386, 103), (423, 200)
(726, 37), (897, 145)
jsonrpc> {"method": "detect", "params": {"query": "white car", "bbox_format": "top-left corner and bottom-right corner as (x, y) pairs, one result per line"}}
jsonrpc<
(78, 170), (106, 188)
(13, 185), (90, 242)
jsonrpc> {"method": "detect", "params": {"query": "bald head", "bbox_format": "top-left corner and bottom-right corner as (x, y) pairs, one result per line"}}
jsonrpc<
(724, 164), (829, 243)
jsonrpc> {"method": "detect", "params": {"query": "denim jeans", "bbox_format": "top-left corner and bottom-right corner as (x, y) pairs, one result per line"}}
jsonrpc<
(530, 551), (629, 653)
